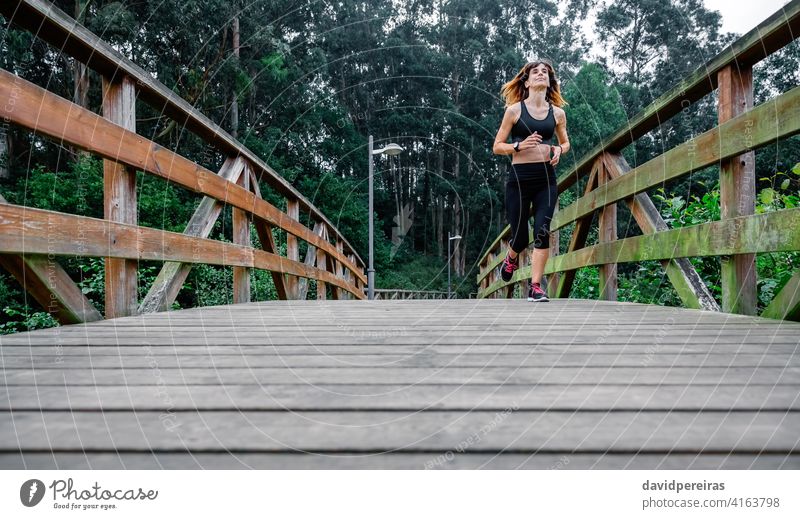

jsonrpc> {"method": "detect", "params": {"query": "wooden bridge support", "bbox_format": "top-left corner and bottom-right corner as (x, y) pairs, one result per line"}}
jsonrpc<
(285, 199), (300, 299)
(102, 75), (138, 318)
(546, 200), (560, 298)
(601, 153), (719, 311)
(718, 63), (757, 315)
(554, 165), (599, 299)
(232, 166), (251, 304)
(139, 158), (246, 313)
(598, 161), (617, 301)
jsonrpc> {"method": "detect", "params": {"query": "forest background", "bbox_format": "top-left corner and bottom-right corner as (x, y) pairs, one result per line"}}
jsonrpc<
(0, 0), (798, 332)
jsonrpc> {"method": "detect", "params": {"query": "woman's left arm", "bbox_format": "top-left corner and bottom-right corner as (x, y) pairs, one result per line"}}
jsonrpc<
(550, 108), (570, 166)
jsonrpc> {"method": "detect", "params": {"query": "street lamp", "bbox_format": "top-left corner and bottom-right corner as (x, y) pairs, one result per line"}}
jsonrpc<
(368, 135), (404, 300)
(448, 232), (462, 299)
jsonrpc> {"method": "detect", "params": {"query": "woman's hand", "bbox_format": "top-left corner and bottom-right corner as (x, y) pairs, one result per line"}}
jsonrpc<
(518, 131), (542, 151)
(549, 145), (562, 165)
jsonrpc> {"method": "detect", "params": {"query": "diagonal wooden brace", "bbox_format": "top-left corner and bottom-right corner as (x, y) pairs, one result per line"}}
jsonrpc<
(246, 165), (288, 300)
(0, 193), (102, 324)
(602, 152), (719, 311)
(554, 161), (600, 299)
(138, 157), (246, 313)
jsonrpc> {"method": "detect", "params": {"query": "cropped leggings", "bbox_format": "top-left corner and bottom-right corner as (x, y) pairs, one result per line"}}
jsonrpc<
(506, 162), (558, 252)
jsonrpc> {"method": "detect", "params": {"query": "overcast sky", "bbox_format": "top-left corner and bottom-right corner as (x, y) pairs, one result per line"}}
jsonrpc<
(574, 0), (794, 62)
(705, 0), (792, 34)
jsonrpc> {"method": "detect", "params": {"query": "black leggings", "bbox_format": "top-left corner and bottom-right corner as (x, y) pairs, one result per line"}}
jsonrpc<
(506, 162), (558, 253)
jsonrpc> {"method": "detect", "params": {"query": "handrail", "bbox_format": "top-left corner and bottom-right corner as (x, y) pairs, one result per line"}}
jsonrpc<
(477, 0), (800, 321)
(0, 0), (364, 268)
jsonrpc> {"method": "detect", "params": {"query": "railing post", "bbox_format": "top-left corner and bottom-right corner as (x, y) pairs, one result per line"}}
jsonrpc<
(547, 198), (560, 298)
(348, 253), (362, 297)
(232, 170), (251, 304)
(285, 199), (300, 299)
(718, 63), (757, 315)
(598, 161), (618, 301)
(102, 75), (138, 318)
(333, 240), (344, 300)
(316, 224), (328, 300)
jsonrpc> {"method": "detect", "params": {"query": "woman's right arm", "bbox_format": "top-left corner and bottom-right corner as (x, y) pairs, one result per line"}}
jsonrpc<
(493, 106), (517, 155)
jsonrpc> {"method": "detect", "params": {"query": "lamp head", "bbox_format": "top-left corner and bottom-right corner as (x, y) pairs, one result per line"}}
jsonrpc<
(373, 143), (404, 156)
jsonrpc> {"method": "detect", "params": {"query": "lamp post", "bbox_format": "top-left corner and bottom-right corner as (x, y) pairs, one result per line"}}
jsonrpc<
(448, 232), (462, 299)
(368, 136), (404, 300)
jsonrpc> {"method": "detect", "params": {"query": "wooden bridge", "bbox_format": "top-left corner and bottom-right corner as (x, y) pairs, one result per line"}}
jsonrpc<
(1, 0), (800, 469)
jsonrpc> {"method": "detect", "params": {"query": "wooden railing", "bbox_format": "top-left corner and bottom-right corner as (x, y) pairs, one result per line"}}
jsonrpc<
(0, 0), (366, 324)
(477, 0), (800, 321)
(371, 289), (449, 300)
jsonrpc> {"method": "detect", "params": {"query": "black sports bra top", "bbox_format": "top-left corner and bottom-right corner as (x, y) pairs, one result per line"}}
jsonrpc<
(510, 101), (555, 145)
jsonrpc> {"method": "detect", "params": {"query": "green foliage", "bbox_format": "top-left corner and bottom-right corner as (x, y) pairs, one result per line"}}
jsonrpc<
(9, 155), (103, 216)
(0, 305), (58, 334)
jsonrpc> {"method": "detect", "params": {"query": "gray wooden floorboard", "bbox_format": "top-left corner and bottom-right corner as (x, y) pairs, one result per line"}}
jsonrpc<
(1, 384), (799, 411)
(1, 453), (798, 470)
(2, 410), (799, 451)
(1, 300), (799, 469)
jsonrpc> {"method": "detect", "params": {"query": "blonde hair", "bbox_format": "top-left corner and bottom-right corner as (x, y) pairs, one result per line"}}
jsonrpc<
(500, 60), (567, 107)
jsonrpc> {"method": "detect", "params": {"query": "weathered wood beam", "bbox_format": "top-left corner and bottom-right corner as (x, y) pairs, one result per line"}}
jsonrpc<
(0, 69), (366, 285)
(102, 75), (137, 318)
(316, 225), (328, 301)
(0, 204), (365, 299)
(0, 254), (102, 324)
(546, 199), (560, 298)
(284, 199), (299, 299)
(553, 163), (600, 299)
(762, 270), (800, 321)
(297, 222), (324, 300)
(0, 193), (101, 323)
(232, 166), (251, 304)
(247, 166), (288, 301)
(545, 208), (800, 275)
(718, 64), (757, 315)
(551, 84), (800, 232)
(332, 241), (344, 300)
(598, 161), (617, 301)
(138, 157), (245, 314)
(602, 153), (719, 312)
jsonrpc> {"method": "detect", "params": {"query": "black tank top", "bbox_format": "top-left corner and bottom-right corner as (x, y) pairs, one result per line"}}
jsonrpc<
(510, 101), (555, 145)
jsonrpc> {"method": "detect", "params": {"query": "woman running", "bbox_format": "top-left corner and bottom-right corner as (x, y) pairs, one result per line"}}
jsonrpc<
(492, 60), (570, 301)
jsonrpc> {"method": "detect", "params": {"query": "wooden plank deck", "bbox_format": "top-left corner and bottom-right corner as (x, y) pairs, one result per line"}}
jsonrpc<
(1, 299), (799, 469)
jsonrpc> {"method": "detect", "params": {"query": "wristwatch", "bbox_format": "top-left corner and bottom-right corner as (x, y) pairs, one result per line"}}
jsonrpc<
(513, 141), (520, 153)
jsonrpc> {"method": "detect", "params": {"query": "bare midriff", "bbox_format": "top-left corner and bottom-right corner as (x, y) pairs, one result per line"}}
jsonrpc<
(511, 144), (552, 165)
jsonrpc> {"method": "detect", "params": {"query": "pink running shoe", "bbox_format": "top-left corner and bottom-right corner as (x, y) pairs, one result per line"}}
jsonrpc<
(500, 253), (519, 282)
(527, 282), (549, 302)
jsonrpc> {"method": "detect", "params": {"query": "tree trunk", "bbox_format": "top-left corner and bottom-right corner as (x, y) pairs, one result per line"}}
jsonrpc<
(0, 126), (9, 179)
(436, 150), (444, 257)
(71, 0), (90, 160)
(231, 15), (240, 139)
